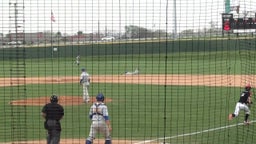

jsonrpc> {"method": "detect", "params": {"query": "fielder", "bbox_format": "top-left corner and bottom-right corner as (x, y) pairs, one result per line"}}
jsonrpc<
(86, 93), (112, 144)
(80, 68), (90, 103)
(124, 67), (139, 75)
(74, 55), (80, 66)
(228, 84), (252, 125)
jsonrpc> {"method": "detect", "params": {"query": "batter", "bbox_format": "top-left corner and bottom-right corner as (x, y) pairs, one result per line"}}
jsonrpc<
(228, 84), (252, 125)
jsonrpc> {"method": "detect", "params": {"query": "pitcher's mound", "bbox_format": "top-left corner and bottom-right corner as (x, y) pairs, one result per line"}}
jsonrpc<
(9, 96), (112, 106)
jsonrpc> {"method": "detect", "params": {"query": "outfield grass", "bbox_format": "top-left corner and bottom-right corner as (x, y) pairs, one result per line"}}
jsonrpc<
(0, 50), (250, 77)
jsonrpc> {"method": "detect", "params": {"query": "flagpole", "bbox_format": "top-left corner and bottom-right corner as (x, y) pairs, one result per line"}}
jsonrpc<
(51, 19), (53, 58)
(51, 10), (54, 58)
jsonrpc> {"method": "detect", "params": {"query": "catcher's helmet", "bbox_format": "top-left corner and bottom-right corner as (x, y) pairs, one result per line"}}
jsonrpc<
(245, 84), (252, 91)
(50, 95), (59, 103)
(96, 93), (105, 102)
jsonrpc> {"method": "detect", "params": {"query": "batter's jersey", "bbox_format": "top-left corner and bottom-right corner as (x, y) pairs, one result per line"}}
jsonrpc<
(89, 102), (109, 121)
(239, 90), (250, 103)
(80, 72), (90, 85)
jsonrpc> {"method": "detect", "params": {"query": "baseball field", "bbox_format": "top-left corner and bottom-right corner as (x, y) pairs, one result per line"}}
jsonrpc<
(0, 39), (256, 144)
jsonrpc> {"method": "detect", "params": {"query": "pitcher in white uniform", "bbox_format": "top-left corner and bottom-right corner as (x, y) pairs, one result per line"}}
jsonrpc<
(80, 68), (90, 103)
(85, 93), (112, 144)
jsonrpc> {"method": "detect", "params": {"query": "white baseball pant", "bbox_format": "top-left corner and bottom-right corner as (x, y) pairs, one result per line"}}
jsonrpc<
(233, 102), (250, 117)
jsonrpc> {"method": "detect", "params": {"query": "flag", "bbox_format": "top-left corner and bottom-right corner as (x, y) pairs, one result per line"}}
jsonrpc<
(51, 11), (55, 22)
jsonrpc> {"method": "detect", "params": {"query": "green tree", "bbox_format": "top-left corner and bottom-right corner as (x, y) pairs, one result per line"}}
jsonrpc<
(56, 31), (62, 37)
(125, 25), (152, 38)
(77, 31), (83, 35)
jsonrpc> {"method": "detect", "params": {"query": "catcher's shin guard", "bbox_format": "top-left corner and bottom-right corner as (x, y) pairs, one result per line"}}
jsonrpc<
(105, 140), (112, 144)
(86, 140), (92, 144)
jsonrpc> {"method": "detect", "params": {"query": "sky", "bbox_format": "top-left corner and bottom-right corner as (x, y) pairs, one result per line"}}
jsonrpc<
(0, 0), (255, 35)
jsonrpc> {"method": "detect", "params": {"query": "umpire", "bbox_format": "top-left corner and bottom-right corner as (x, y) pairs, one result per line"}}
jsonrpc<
(41, 95), (64, 144)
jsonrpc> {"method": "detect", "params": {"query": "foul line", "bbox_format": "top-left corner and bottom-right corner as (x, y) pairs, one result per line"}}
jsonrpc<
(134, 120), (256, 144)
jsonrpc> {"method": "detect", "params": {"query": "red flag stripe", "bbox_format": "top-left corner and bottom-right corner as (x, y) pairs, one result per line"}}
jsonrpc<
(51, 11), (55, 22)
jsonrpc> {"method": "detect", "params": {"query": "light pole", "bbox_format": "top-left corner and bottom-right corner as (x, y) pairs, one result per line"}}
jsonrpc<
(173, 0), (177, 39)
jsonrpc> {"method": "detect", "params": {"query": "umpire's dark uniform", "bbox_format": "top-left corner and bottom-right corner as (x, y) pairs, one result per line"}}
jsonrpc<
(41, 95), (64, 144)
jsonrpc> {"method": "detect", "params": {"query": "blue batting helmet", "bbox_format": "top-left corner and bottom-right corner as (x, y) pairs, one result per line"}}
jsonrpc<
(50, 95), (59, 103)
(96, 93), (105, 102)
(81, 68), (86, 71)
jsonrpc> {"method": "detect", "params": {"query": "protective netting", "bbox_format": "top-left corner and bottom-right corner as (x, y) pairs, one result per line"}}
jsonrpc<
(0, 0), (256, 144)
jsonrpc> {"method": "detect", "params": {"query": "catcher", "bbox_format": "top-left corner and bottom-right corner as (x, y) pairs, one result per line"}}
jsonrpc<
(228, 84), (252, 125)
(85, 93), (112, 144)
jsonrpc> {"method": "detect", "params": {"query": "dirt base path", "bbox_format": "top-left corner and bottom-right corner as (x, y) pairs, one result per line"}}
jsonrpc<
(0, 74), (255, 87)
